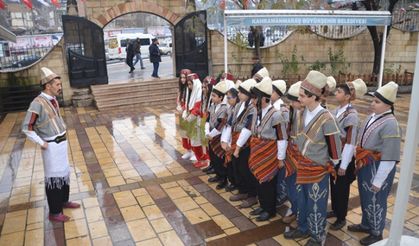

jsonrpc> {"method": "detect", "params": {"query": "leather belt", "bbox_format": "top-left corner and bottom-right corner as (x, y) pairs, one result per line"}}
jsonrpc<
(46, 133), (67, 144)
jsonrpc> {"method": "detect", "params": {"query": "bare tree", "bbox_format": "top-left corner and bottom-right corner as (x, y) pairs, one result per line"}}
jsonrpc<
(361, 0), (399, 76)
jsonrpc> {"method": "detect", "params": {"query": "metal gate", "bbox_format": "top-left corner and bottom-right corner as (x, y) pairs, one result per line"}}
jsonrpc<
(62, 15), (108, 88)
(174, 11), (209, 80)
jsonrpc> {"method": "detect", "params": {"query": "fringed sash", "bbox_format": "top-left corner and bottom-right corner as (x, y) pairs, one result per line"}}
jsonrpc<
(225, 132), (240, 165)
(355, 146), (381, 173)
(291, 144), (336, 184)
(249, 137), (279, 183)
(210, 135), (225, 159)
(284, 143), (298, 177)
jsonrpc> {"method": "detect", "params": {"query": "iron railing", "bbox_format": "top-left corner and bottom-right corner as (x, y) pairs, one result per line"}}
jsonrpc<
(0, 46), (52, 71)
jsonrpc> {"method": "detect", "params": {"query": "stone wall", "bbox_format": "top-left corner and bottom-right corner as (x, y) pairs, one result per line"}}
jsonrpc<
(209, 28), (418, 81)
(83, 0), (186, 27)
(0, 39), (72, 105)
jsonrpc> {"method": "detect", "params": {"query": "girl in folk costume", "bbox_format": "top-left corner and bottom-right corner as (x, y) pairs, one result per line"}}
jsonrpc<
(284, 71), (341, 246)
(22, 67), (80, 222)
(205, 81), (229, 189)
(201, 76), (217, 118)
(177, 69), (197, 161)
(328, 78), (367, 231)
(281, 81), (302, 224)
(221, 87), (240, 192)
(271, 80), (288, 206)
(200, 76), (217, 171)
(348, 82), (401, 246)
(226, 79), (259, 209)
(248, 77), (288, 221)
(183, 73), (209, 167)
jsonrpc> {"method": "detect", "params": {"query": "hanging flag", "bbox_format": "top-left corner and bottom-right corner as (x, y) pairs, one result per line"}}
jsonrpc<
(22, 0), (33, 9)
(51, 0), (60, 8)
(0, 0), (5, 10)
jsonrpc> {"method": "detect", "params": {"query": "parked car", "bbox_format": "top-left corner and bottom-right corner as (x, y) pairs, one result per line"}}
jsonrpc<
(10, 55), (41, 68)
(159, 43), (172, 56)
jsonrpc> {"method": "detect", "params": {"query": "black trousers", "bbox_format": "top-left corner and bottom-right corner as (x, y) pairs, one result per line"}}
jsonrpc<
(257, 174), (278, 215)
(209, 144), (227, 180)
(330, 159), (356, 221)
(232, 146), (258, 197)
(226, 161), (236, 185)
(46, 183), (70, 215)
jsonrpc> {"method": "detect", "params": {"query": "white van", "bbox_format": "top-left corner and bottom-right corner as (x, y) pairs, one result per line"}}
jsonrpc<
(107, 33), (155, 61)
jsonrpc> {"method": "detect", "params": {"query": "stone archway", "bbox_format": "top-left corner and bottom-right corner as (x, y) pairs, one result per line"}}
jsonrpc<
(91, 1), (183, 28)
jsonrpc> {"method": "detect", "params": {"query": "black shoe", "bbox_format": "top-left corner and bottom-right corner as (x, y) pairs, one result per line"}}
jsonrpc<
(225, 184), (237, 192)
(255, 211), (275, 221)
(141, 67), (145, 69)
(326, 210), (336, 218)
(202, 165), (213, 173)
(330, 219), (346, 231)
(284, 229), (310, 240)
(249, 207), (264, 216)
(304, 238), (322, 246)
(208, 176), (222, 183)
(216, 180), (228, 190)
(360, 234), (383, 246)
(206, 168), (216, 175)
(129, 69), (134, 73)
(347, 224), (370, 233)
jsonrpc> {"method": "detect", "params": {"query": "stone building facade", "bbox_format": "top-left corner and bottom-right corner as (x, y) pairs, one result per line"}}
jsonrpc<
(0, 0), (417, 105)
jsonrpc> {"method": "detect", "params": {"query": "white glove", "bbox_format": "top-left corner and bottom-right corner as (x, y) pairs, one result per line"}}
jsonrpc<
(182, 111), (188, 120)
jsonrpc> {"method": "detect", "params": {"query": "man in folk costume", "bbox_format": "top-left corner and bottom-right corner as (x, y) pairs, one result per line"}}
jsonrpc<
(226, 79), (259, 208)
(271, 80), (289, 206)
(177, 69), (196, 161)
(247, 77), (288, 221)
(252, 67), (269, 83)
(327, 78), (367, 231)
(183, 73), (209, 168)
(348, 82), (401, 246)
(205, 81), (229, 189)
(284, 71), (341, 246)
(201, 76), (218, 174)
(22, 67), (80, 222)
(221, 87), (240, 192)
(281, 81), (302, 224)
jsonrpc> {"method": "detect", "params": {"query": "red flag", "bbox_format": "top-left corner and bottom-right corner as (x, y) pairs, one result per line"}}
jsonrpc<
(51, 0), (60, 8)
(22, 0), (33, 9)
(0, 0), (5, 10)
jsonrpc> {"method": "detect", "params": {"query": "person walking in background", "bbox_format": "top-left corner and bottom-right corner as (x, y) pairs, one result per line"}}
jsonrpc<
(133, 38), (146, 69)
(149, 38), (161, 78)
(126, 39), (135, 73)
(22, 67), (80, 222)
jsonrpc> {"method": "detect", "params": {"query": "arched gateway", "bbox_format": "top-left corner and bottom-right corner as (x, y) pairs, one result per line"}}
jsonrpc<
(63, 0), (209, 87)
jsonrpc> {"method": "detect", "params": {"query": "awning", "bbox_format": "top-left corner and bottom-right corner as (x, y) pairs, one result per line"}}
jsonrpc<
(0, 25), (17, 42)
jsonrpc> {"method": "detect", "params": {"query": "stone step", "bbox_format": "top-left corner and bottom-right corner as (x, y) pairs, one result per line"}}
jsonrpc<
(90, 78), (178, 92)
(96, 94), (177, 110)
(94, 89), (178, 103)
(91, 78), (179, 111)
(92, 83), (178, 97)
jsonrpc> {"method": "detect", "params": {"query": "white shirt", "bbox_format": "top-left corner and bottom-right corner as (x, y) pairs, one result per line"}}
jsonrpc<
(367, 110), (392, 127)
(335, 104), (350, 119)
(236, 102), (245, 119)
(304, 104), (324, 127)
(273, 99), (283, 110)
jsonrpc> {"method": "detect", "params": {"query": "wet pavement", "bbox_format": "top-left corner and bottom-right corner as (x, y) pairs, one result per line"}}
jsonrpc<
(0, 94), (418, 246)
(107, 56), (174, 84)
